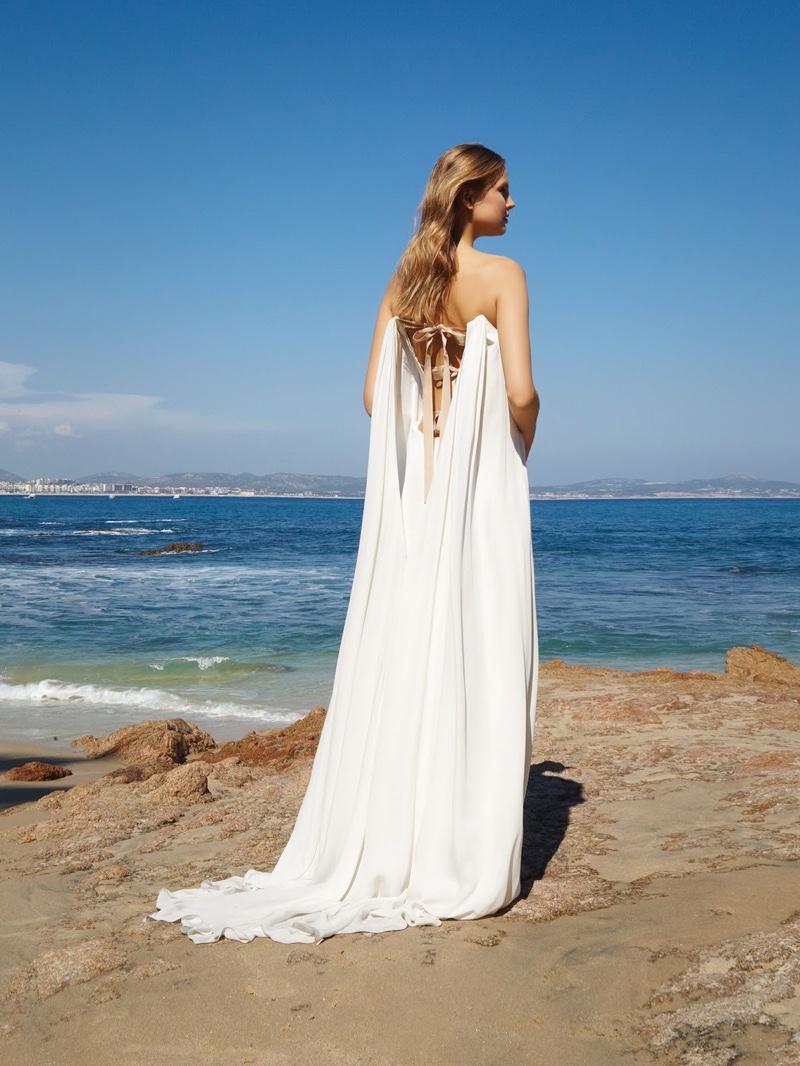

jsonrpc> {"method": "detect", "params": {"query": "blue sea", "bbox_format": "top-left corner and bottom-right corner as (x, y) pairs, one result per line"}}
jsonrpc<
(1, 495), (798, 745)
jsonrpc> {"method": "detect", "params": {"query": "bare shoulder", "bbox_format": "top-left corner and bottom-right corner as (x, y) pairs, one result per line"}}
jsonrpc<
(462, 249), (519, 271)
(467, 253), (527, 294)
(448, 252), (527, 326)
(484, 254), (526, 282)
(383, 273), (401, 315)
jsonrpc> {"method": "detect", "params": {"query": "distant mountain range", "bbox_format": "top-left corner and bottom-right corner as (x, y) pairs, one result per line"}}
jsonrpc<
(1, 469), (798, 498)
(528, 474), (800, 498)
(72, 471), (370, 495)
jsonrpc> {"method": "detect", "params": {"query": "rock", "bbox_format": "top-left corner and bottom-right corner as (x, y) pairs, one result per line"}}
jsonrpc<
(15, 761), (215, 861)
(138, 542), (204, 555)
(725, 645), (800, 687)
(540, 659), (614, 679)
(641, 915), (800, 1059)
(572, 698), (663, 724)
(203, 756), (262, 787)
(200, 707), (327, 772)
(95, 765), (155, 786)
(7, 938), (128, 1000)
(71, 718), (215, 771)
(143, 762), (212, 804)
(4, 761), (73, 782)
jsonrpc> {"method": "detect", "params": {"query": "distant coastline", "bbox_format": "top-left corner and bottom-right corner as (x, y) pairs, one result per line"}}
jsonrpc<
(1, 470), (798, 500)
(2, 492), (800, 501)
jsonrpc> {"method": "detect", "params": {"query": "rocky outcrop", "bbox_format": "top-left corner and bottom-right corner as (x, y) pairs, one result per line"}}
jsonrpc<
(138, 542), (204, 556)
(4, 762), (73, 782)
(143, 762), (212, 805)
(641, 914), (800, 1058)
(13, 760), (215, 862)
(199, 706), (326, 772)
(71, 718), (215, 773)
(725, 644), (800, 687)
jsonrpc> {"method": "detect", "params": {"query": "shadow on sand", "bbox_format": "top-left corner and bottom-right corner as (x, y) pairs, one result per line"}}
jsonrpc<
(518, 760), (585, 899)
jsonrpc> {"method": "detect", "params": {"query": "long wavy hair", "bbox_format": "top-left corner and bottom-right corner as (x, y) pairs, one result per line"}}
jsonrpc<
(394, 144), (506, 324)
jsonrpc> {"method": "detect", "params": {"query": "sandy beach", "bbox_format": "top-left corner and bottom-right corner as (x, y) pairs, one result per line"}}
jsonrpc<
(1, 644), (798, 1065)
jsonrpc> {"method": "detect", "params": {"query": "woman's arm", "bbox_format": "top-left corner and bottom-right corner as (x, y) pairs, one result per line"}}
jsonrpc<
(494, 259), (539, 457)
(363, 277), (398, 416)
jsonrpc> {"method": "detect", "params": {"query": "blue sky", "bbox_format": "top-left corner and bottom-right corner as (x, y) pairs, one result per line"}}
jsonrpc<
(1, 0), (797, 484)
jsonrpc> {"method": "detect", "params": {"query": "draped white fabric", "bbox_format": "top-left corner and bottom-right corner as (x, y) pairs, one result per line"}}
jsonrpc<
(150, 315), (538, 944)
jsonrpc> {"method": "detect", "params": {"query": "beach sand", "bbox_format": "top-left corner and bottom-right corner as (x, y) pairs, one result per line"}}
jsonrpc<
(1, 645), (798, 1065)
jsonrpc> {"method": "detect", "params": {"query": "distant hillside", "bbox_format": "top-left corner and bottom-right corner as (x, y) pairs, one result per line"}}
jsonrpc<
(530, 474), (800, 498)
(75, 471), (369, 495)
(75, 471), (143, 485)
(245, 473), (368, 496)
(5, 468), (799, 498)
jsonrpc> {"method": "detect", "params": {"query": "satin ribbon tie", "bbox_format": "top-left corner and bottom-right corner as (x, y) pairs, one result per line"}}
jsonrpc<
(409, 324), (466, 501)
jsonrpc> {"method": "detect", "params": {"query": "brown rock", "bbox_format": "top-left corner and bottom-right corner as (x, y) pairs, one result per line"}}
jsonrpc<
(204, 756), (263, 787)
(641, 915), (800, 1059)
(143, 762), (212, 804)
(574, 698), (663, 724)
(725, 645), (800, 687)
(200, 706), (327, 772)
(4, 761), (73, 782)
(95, 765), (155, 785)
(734, 751), (800, 775)
(540, 659), (614, 679)
(71, 717), (215, 771)
(7, 938), (127, 1000)
(138, 541), (204, 556)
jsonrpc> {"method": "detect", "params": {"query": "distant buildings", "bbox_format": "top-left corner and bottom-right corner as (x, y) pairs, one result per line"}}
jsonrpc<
(1, 478), (135, 495)
(0, 478), (304, 496)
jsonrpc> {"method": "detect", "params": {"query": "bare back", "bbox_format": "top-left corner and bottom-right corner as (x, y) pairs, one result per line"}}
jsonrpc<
(364, 248), (538, 457)
(440, 248), (506, 329)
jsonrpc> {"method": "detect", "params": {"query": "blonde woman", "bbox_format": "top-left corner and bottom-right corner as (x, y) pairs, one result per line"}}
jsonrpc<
(152, 144), (539, 944)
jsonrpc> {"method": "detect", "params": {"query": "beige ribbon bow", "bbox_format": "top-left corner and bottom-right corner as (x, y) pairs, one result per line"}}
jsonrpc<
(410, 324), (466, 501)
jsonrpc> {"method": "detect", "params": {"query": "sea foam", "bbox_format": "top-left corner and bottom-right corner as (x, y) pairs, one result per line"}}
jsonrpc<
(0, 679), (298, 724)
(149, 656), (231, 671)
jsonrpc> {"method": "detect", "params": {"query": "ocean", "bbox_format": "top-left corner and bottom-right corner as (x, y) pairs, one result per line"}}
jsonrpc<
(1, 495), (798, 745)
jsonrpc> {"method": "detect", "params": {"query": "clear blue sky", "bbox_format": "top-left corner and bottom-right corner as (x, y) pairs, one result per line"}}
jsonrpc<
(1, 0), (797, 483)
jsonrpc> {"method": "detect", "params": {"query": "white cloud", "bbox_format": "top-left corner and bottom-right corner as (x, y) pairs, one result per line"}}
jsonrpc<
(0, 392), (163, 429)
(0, 373), (264, 440)
(0, 420), (10, 434)
(0, 361), (36, 399)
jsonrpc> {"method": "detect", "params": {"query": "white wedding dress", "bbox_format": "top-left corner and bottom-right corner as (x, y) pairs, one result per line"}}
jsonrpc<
(150, 315), (537, 944)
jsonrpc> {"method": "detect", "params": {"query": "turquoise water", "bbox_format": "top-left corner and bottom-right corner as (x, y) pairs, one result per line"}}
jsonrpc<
(1, 495), (798, 743)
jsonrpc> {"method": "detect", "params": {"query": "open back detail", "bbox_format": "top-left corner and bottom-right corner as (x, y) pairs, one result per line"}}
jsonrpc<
(149, 314), (538, 945)
(397, 320), (467, 501)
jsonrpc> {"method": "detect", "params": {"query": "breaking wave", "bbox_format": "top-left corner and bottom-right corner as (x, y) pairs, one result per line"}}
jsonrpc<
(149, 656), (230, 672)
(0, 679), (298, 724)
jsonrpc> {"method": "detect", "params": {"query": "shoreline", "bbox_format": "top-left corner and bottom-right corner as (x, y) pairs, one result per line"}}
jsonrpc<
(1, 644), (798, 1063)
(1, 648), (796, 756)
(3, 490), (800, 499)
(0, 645), (793, 816)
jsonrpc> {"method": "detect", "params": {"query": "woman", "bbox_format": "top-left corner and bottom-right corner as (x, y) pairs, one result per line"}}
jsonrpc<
(151, 144), (539, 944)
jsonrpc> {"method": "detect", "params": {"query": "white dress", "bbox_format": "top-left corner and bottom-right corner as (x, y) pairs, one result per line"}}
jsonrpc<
(150, 314), (538, 944)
